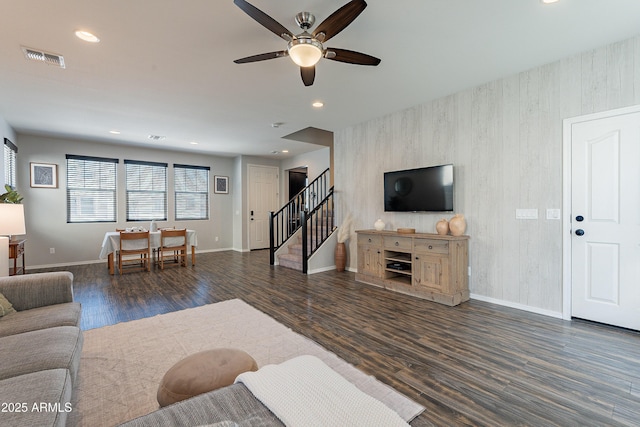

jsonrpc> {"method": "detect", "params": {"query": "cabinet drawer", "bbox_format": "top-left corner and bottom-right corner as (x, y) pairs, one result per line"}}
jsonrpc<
(383, 236), (412, 251)
(414, 239), (449, 255)
(359, 234), (382, 246)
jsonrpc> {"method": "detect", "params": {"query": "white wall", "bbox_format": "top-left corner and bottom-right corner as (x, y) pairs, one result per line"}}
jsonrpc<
(280, 147), (331, 200)
(280, 147), (330, 181)
(17, 134), (235, 267)
(335, 36), (640, 315)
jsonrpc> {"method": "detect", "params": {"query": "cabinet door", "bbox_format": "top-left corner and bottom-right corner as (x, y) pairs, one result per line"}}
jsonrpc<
(358, 245), (382, 277)
(413, 254), (448, 292)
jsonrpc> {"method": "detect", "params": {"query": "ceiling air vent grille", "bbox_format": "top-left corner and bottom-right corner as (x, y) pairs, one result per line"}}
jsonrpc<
(21, 46), (66, 69)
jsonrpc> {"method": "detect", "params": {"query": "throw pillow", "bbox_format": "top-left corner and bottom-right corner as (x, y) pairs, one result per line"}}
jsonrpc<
(0, 292), (16, 317)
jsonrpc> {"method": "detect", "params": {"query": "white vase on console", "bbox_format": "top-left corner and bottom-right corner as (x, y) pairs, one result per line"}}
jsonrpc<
(374, 219), (385, 231)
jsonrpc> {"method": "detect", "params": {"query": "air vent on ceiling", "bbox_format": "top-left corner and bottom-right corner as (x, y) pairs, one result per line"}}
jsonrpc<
(21, 46), (66, 69)
(148, 135), (166, 141)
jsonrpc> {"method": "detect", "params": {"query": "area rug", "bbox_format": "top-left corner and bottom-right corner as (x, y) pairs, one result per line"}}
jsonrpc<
(69, 299), (425, 426)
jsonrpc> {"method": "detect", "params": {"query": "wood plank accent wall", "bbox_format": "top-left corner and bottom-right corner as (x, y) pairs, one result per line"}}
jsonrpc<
(335, 36), (640, 314)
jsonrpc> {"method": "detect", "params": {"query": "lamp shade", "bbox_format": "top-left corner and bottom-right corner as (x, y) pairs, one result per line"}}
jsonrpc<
(0, 204), (26, 236)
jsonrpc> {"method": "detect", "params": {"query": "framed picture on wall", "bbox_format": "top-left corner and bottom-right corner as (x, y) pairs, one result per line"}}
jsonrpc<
(30, 162), (58, 188)
(214, 175), (229, 194)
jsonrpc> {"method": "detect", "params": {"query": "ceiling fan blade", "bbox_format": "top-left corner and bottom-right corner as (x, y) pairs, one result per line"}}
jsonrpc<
(234, 51), (288, 64)
(325, 48), (381, 66)
(233, 0), (293, 41)
(300, 66), (315, 86)
(312, 0), (367, 43)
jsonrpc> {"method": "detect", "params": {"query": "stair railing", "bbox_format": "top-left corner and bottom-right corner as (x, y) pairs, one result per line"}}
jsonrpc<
(269, 168), (331, 265)
(300, 187), (334, 273)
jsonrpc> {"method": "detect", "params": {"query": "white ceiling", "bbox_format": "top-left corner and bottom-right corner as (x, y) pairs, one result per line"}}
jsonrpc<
(2, 0), (640, 159)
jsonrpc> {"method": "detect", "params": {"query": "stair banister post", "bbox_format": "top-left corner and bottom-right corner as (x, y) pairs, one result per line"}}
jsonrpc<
(301, 210), (308, 274)
(269, 211), (275, 265)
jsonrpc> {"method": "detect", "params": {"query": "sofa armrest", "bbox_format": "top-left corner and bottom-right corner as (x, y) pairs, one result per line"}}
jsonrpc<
(0, 272), (74, 311)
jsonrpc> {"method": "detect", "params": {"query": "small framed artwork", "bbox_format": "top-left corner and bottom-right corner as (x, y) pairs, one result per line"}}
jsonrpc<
(214, 175), (229, 194)
(30, 162), (58, 188)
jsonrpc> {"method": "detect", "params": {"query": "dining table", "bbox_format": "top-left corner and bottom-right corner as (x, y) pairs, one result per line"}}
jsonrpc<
(99, 229), (198, 275)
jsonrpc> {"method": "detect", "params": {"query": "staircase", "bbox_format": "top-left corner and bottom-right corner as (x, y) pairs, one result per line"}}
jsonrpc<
(269, 169), (335, 273)
(277, 224), (333, 271)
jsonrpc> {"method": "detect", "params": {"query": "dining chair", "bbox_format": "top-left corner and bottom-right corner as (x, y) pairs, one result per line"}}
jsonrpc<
(118, 231), (151, 274)
(158, 228), (187, 270)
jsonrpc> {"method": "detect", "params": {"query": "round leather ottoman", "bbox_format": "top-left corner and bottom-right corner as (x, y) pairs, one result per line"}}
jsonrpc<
(157, 348), (258, 407)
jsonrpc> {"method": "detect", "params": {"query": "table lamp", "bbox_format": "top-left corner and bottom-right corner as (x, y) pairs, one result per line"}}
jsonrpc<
(0, 204), (26, 277)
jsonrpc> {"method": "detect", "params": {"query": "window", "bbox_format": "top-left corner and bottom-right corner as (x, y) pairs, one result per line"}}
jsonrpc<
(66, 155), (118, 223)
(125, 160), (167, 221)
(4, 138), (17, 188)
(174, 164), (210, 220)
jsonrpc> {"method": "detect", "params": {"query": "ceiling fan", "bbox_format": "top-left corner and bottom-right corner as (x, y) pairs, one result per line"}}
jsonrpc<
(233, 0), (381, 86)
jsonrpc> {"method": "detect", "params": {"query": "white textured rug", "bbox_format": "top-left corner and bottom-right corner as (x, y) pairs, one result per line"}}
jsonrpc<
(70, 299), (424, 426)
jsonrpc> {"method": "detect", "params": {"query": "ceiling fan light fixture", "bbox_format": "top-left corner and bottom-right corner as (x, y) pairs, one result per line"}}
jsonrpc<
(288, 37), (323, 67)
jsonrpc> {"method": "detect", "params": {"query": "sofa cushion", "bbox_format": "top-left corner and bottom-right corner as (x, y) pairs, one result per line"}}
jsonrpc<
(0, 302), (81, 338)
(157, 348), (258, 407)
(0, 326), (83, 384)
(0, 292), (16, 317)
(0, 272), (74, 311)
(0, 369), (72, 427)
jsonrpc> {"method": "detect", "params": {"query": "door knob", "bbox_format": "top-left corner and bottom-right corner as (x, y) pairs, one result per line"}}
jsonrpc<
(576, 215), (584, 222)
(575, 229), (585, 236)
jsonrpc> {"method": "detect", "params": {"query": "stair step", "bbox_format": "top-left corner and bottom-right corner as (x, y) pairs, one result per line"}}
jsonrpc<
(278, 253), (303, 271)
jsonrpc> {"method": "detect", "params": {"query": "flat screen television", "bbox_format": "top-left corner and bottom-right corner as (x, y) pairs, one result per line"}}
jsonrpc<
(384, 164), (454, 212)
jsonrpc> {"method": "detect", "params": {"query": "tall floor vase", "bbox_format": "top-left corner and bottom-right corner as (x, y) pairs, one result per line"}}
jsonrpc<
(335, 242), (347, 272)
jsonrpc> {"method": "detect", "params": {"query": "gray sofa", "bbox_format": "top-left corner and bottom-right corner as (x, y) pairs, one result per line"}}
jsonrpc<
(0, 272), (83, 427)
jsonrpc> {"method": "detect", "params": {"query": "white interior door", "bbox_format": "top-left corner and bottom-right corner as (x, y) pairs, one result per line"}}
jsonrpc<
(248, 165), (279, 250)
(570, 109), (640, 331)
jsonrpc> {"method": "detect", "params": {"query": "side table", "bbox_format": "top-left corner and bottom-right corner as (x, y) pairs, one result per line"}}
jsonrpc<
(9, 238), (26, 276)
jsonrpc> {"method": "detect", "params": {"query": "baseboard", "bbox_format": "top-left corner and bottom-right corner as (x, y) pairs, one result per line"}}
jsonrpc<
(470, 293), (563, 319)
(308, 265), (337, 274)
(27, 247), (235, 271)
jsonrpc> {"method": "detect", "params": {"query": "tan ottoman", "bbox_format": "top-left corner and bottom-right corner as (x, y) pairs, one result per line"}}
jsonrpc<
(157, 348), (258, 407)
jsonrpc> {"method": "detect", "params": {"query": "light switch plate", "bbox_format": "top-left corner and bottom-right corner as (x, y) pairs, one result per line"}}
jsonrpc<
(546, 208), (561, 220)
(516, 209), (538, 220)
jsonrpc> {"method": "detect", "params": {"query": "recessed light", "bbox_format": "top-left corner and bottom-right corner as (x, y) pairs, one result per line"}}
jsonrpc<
(282, 150), (289, 153)
(109, 130), (121, 135)
(189, 141), (198, 145)
(75, 30), (100, 43)
(312, 101), (324, 108)
(540, 0), (559, 3)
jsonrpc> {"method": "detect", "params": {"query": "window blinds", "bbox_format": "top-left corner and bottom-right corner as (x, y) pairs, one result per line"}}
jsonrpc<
(66, 155), (118, 223)
(4, 139), (17, 188)
(174, 164), (210, 220)
(125, 160), (167, 221)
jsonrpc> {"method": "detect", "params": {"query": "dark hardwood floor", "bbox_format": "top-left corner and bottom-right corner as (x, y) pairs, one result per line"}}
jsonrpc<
(36, 250), (640, 426)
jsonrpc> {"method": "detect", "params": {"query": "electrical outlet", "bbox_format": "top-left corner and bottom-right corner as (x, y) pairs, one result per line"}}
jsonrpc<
(215, 236), (219, 242)
(50, 248), (55, 254)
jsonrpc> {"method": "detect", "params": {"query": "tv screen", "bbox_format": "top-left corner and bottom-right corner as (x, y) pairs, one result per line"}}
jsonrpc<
(384, 164), (454, 212)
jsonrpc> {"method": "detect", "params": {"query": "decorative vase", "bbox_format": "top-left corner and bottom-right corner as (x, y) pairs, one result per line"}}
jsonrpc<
(335, 242), (347, 272)
(449, 214), (467, 236)
(374, 219), (385, 231)
(436, 218), (449, 235)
